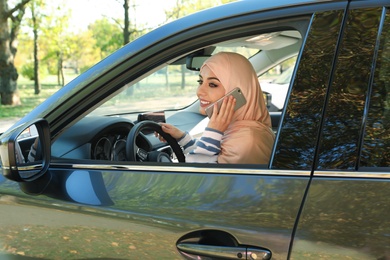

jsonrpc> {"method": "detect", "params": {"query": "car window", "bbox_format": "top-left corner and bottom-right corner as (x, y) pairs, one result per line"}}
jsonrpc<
(63, 23), (308, 165)
(361, 7), (390, 168)
(259, 57), (297, 111)
(91, 64), (200, 116)
(91, 48), (259, 117)
(272, 9), (344, 170)
(316, 7), (382, 170)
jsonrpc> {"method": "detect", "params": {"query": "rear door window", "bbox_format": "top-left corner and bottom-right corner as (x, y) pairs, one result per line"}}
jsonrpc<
(361, 7), (390, 168)
(272, 10), (344, 170)
(315, 7), (382, 170)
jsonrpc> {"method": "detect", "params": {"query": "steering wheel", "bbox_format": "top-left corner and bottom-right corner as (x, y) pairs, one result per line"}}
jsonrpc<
(126, 121), (185, 162)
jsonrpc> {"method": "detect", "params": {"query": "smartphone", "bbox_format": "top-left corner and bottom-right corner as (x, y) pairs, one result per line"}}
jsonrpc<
(205, 87), (247, 118)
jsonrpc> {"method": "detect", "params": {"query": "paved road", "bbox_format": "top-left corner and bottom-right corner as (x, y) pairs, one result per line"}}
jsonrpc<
(0, 118), (19, 134)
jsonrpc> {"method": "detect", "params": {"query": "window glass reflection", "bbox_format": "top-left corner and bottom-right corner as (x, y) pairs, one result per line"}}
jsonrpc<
(316, 8), (381, 170)
(16, 124), (41, 165)
(273, 10), (343, 169)
(361, 8), (390, 167)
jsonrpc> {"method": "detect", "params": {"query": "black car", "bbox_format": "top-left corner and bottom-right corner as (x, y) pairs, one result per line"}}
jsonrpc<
(1, 0), (390, 259)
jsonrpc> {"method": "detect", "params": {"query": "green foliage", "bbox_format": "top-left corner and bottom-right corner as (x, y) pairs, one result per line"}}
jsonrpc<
(88, 18), (123, 59)
(20, 62), (47, 80)
(19, 63), (35, 80)
(6, 0), (234, 111)
(165, 0), (237, 21)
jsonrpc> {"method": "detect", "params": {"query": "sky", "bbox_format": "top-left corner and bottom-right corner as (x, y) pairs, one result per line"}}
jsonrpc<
(65, 0), (178, 31)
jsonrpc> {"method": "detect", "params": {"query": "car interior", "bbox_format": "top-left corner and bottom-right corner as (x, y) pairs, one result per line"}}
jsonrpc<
(17, 29), (303, 164)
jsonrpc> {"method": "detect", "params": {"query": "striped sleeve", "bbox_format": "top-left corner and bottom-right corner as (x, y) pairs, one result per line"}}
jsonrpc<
(27, 143), (37, 162)
(178, 128), (223, 163)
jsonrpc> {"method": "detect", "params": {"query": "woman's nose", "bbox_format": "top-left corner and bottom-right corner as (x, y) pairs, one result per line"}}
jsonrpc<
(197, 83), (206, 96)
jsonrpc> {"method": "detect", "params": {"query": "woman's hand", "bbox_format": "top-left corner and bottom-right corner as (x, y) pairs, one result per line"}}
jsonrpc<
(208, 95), (236, 132)
(155, 123), (185, 142)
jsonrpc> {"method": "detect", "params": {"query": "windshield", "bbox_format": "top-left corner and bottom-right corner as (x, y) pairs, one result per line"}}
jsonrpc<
(91, 64), (199, 116)
(91, 48), (258, 117)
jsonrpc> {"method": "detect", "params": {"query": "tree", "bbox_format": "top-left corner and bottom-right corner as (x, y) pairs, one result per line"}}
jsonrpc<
(40, 3), (71, 86)
(123, 0), (130, 45)
(0, 0), (31, 105)
(165, 0), (229, 23)
(29, 0), (44, 94)
(88, 18), (122, 60)
(164, 0), (232, 89)
(66, 31), (100, 74)
(119, 0), (146, 46)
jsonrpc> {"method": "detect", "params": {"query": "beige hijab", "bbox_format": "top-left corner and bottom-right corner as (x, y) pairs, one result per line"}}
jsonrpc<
(201, 52), (275, 164)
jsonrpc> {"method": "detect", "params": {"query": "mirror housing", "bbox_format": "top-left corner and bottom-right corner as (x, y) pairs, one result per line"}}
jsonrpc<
(185, 47), (215, 71)
(0, 118), (51, 182)
(263, 91), (272, 109)
(186, 55), (211, 71)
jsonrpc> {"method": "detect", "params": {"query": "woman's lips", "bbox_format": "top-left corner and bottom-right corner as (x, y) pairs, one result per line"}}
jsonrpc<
(199, 99), (211, 108)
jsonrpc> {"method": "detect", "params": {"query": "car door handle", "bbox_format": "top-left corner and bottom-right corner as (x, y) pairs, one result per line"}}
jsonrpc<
(177, 243), (272, 260)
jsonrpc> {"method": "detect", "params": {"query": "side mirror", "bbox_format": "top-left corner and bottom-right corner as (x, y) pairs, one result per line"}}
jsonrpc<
(263, 91), (272, 109)
(0, 119), (51, 182)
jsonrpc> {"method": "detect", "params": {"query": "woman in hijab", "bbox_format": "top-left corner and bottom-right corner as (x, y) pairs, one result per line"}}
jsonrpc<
(158, 52), (275, 164)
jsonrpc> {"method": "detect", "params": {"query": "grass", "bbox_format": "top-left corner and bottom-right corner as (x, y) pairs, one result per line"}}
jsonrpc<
(0, 72), (200, 120)
(0, 74), (76, 119)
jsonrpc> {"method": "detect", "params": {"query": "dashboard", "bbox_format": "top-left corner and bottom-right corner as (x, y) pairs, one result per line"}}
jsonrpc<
(48, 110), (280, 162)
(93, 133), (127, 161)
(51, 112), (206, 162)
(51, 116), (154, 161)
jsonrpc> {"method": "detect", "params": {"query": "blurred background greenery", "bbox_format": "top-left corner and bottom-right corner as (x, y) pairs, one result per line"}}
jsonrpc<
(0, 0), (236, 118)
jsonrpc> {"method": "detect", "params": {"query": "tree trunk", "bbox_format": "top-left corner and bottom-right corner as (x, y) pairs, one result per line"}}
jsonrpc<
(123, 0), (130, 45)
(0, 0), (31, 105)
(0, 65), (19, 105)
(32, 2), (40, 94)
(165, 66), (170, 91)
(0, 0), (17, 105)
(33, 28), (40, 94)
(181, 64), (185, 89)
(57, 51), (64, 86)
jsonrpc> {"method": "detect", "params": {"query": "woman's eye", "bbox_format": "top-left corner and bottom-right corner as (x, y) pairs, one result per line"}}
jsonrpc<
(197, 79), (217, 88)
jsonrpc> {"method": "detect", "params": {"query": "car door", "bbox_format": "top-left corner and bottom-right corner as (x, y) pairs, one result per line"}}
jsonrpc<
(291, 2), (390, 259)
(0, 1), (349, 260)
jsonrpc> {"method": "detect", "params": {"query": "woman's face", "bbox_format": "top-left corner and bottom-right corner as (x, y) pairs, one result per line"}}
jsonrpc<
(197, 66), (226, 115)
